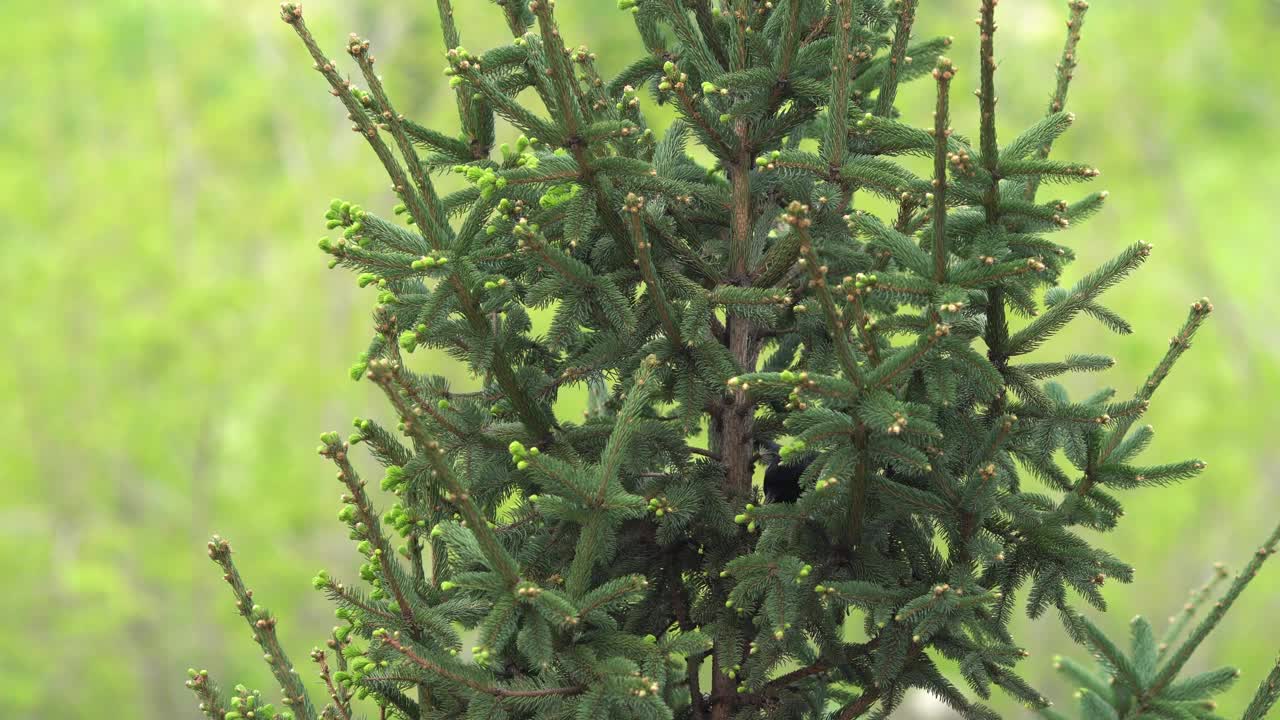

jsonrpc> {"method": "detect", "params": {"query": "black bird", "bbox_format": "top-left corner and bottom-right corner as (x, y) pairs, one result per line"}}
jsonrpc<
(761, 440), (810, 503)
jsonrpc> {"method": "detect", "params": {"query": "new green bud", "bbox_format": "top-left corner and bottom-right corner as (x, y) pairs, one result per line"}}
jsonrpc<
(398, 330), (418, 352)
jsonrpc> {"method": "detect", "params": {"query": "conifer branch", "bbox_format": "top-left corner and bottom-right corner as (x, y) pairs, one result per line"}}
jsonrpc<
(569, 47), (610, 119)
(931, 57), (956, 284)
(391, 424), (523, 588)
(530, 0), (637, 259)
(318, 435), (423, 633)
(322, 579), (403, 625)
(495, 0), (529, 36)
(628, 195), (683, 347)
(597, 354), (661, 502)
(205, 535), (319, 720)
(839, 276), (883, 367)
(867, 324), (949, 390)
(791, 207), (863, 389)
(1244, 654), (1280, 720)
(646, 211), (725, 285)
(836, 687), (882, 720)
(387, 371), (478, 446)
(205, 5), (1257, 720)
(383, 634), (585, 699)
(282, 9), (552, 439)
(977, 0), (1000, 179)
(435, 0), (460, 51)
(449, 58), (561, 142)
(688, 446), (722, 461)
(367, 329), (479, 452)
(1006, 242), (1153, 360)
(823, 0), (858, 172)
(1097, 298), (1213, 466)
(874, 0), (919, 117)
(311, 649), (353, 720)
(751, 661), (832, 701)
(762, 0), (804, 120)
(184, 669), (229, 720)
(1143, 521), (1280, 703)
(658, 0), (724, 78)
(751, 227), (803, 289)
(729, 0), (749, 72)
(975, 0), (1009, 419)
(349, 40), (458, 242)
(670, 76), (737, 161)
(788, 199), (875, 553)
(530, 0), (586, 138)
(434, 0), (487, 157)
(282, 12), (446, 250)
(1158, 561), (1230, 660)
(692, 0), (730, 70)
(1026, 0), (1090, 202)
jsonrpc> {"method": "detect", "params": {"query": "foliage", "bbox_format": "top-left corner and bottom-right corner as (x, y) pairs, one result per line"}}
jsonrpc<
(1041, 527), (1280, 720)
(6, 1), (1280, 719)
(177, 1), (1280, 719)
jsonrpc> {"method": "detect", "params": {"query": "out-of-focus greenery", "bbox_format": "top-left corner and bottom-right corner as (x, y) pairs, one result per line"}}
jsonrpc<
(2, 1), (1275, 718)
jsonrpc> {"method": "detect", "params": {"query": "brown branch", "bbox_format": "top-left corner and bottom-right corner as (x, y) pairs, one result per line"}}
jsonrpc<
(312, 649), (354, 720)
(686, 446), (723, 461)
(836, 688), (882, 720)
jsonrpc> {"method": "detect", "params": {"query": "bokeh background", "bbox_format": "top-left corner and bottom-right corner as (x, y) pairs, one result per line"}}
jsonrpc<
(3, 0), (1278, 717)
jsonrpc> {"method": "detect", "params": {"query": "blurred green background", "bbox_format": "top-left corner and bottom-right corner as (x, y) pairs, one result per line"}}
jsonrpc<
(3, 1), (1277, 717)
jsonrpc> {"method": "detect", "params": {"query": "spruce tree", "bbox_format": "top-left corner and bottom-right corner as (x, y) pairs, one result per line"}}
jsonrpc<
(187, 2), (1280, 718)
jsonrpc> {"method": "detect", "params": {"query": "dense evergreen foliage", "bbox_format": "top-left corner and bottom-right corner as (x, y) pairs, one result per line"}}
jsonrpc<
(187, 2), (1280, 718)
